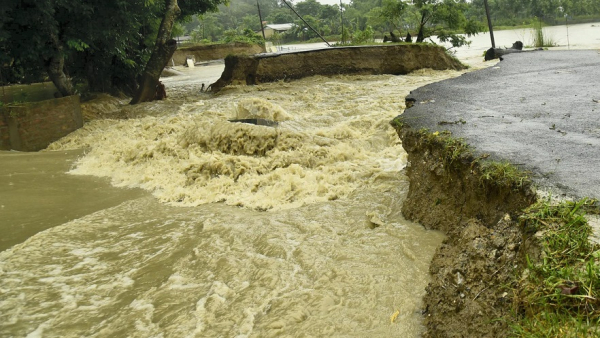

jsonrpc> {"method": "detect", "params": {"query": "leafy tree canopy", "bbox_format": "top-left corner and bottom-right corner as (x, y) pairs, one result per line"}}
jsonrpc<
(0, 0), (225, 96)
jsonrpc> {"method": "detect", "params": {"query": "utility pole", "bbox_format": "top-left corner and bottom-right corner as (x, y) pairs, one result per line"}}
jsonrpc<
(340, 0), (344, 44)
(281, 0), (331, 47)
(483, 0), (495, 48)
(257, 0), (266, 42)
(565, 14), (570, 50)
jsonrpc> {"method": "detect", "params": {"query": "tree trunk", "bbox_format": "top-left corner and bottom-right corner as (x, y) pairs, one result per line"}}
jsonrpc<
(416, 14), (426, 43)
(484, 41), (525, 61)
(130, 0), (181, 104)
(484, 48), (523, 61)
(44, 34), (74, 97)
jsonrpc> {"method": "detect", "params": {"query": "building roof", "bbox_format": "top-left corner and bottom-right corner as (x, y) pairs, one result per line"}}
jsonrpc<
(264, 23), (294, 31)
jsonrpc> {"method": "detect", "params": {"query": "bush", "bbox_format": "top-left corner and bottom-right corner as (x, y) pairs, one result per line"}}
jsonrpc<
(221, 29), (264, 45)
(351, 26), (375, 44)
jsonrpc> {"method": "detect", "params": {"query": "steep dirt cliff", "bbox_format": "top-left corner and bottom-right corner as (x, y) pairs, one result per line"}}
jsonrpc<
(391, 121), (537, 337)
(171, 42), (263, 65)
(210, 44), (465, 92)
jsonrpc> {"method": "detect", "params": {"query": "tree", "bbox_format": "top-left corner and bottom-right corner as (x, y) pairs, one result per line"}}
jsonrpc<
(1, 0), (162, 95)
(242, 14), (262, 31)
(379, 0), (407, 32)
(201, 14), (224, 40)
(411, 0), (484, 47)
(295, 0), (323, 17)
(130, 0), (181, 104)
(267, 9), (296, 24)
(0, 0), (226, 101)
(131, 0), (226, 103)
(0, 0), (80, 96)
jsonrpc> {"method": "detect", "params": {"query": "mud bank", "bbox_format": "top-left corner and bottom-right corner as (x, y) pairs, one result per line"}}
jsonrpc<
(0, 95), (83, 151)
(171, 42), (263, 65)
(210, 44), (465, 92)
(389, 50), (600, 336)
(391, 121), (537, 337)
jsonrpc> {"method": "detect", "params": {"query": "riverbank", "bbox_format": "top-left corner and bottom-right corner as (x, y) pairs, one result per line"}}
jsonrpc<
(390, 124), (535, 336)
(2, 24), (600, 337)
(209, 44), (465, 92)
(393, 50), (600, 336)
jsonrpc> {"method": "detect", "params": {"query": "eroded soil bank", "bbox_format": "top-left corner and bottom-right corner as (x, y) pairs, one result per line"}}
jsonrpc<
(391, 122), (537, 337)
(210, 44), (465, 92)
(171, 42), (263, 65)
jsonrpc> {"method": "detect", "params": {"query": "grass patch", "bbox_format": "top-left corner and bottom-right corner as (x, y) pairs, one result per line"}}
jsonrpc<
(514, 198), (600, 336)
(531, 18), (557, 48)
(391, 119), (530, 190)
(480, 161), (530, 189)
(416, 129), (472, 169)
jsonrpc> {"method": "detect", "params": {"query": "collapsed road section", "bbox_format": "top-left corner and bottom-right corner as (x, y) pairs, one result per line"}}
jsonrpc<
(392, 50), (600, 337)
(210, 44), (465, 92)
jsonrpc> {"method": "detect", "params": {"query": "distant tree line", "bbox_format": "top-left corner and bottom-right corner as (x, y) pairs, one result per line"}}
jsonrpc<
(182, 0), (600, 44)
(470, 0), (600, 26)
(1, 0), (598, 97)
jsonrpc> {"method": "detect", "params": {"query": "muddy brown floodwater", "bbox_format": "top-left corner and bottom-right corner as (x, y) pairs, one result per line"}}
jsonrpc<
(1, 23), (598, 337)
(1, 69), (465, 338)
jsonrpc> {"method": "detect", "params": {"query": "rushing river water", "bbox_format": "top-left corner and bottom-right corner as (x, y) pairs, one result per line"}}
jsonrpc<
(1, 23), (599, 337)
(2, 70), (463, 337)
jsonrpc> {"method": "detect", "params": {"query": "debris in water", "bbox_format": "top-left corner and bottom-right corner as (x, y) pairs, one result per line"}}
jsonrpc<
(229, 118), (278, 127)
(390, 309), (400, 323)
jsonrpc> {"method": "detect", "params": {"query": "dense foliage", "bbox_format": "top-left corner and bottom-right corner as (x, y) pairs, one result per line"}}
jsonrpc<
(0, 0), (224, 95)
(183, 0), (600, 44)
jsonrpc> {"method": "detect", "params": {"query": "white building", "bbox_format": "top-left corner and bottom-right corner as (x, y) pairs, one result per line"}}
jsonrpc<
(262, 23), (294, 38)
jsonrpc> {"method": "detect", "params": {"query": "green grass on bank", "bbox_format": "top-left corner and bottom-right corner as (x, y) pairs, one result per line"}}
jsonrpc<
(513, 198), (600, 337)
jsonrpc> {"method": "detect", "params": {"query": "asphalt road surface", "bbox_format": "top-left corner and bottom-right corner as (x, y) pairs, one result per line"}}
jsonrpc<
(402, 50), (600, 199)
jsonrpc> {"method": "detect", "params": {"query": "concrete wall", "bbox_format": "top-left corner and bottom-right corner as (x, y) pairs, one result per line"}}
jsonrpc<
(0, 95), (83, 151)
(210, 44), (466, 92)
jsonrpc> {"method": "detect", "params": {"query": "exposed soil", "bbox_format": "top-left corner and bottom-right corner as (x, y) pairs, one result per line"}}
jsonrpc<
(171, 42), (263, 65)
(393, 124), (537, 337)
(210, 44), (465, 92)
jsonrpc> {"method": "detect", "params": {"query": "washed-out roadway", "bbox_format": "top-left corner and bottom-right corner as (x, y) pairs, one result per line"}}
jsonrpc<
(402, 50), (600, 199)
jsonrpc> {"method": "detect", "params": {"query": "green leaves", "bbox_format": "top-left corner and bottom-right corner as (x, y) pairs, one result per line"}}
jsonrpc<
(1, 0), (227, 93)
(515, 198), (600, 336)
(378, 0), (407, 29)
(66, 39), (89, 52)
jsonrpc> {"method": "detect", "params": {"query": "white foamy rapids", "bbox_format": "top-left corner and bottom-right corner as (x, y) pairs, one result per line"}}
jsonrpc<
(48, 70), (465, 211)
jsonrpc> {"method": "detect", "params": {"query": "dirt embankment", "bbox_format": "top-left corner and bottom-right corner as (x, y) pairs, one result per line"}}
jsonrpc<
(171, 42), (263, 65)
(210, 44), (465, 92)
(391, 121), (537, 337)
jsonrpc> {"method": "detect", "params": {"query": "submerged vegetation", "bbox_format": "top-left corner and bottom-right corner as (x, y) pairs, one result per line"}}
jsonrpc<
(531, 18), (558, 48)
(514, 198), (600, 336)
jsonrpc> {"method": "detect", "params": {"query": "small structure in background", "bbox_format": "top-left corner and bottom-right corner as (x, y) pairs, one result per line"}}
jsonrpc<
(175, 35), (192, 45)
(262, 24), (294, 39)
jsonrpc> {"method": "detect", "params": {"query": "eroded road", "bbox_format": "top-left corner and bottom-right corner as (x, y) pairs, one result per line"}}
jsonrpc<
(403, 50), (600, 199)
